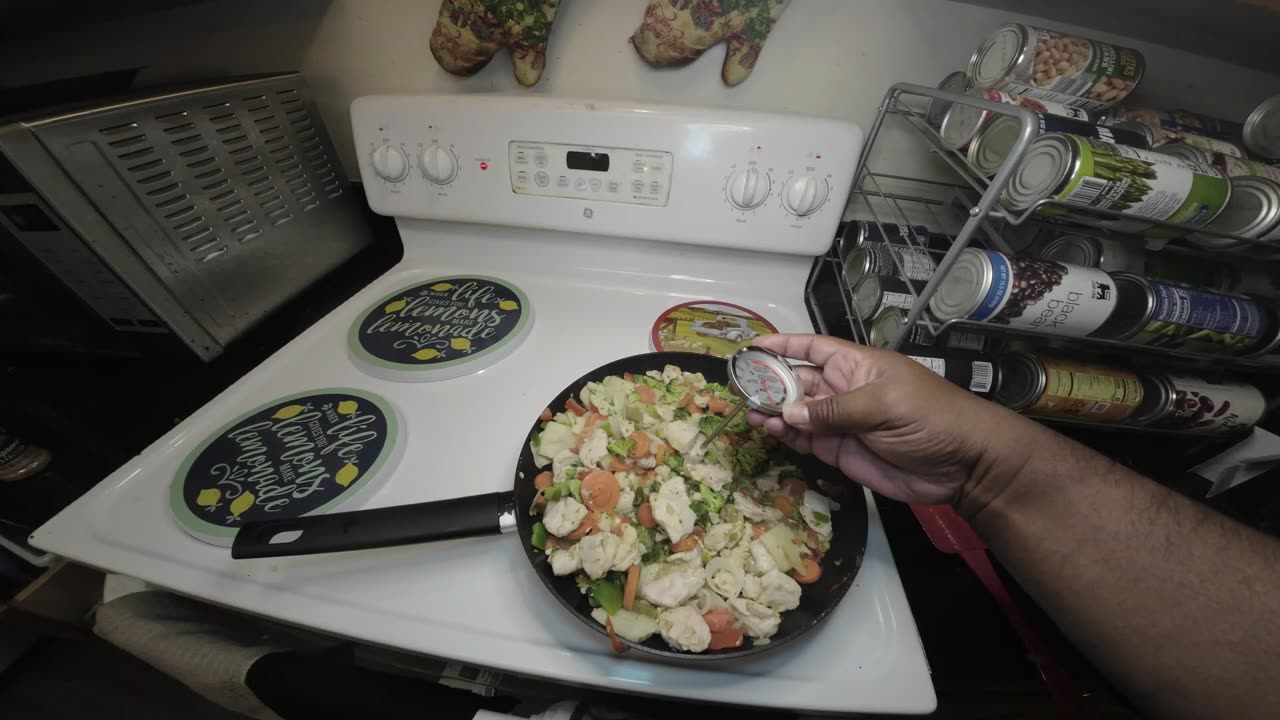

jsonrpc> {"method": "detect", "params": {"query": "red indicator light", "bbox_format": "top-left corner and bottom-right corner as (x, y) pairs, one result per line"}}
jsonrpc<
(479, 162), (488, 170)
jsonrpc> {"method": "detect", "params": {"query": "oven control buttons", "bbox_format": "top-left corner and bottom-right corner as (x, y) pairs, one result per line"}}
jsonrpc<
(370, 144), (409, 183)
(780, 174), (829, 216)
(726, 166), (771, 210)
(420, 145), (459, 185)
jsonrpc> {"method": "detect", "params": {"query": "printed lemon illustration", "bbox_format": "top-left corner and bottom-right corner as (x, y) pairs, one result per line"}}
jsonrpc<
(450, 337), (472, 351)
(498, 299), (519, 311)
(272, 404), (306, 419)
(412, 348), (442, 360)
(196, 488), (222, 512)
(430, 282), (455, 291)
(335, 462), (360, 487)
(384, 298), (408, 314)
(227, 491), (256, 522)
(336, 400), (359, 415)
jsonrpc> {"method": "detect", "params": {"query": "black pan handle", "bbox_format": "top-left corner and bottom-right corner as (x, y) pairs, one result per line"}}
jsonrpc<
(231, 491), (517, 559)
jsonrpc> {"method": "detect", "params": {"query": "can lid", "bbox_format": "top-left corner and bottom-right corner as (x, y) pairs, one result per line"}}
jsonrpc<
(968, 24), (1028, 88)
(939, 92), (990, 150)
(1190, 175), (1280, 247)
(842, 248), (873, 291)
(836, 222), (859, 263)
(925, 71), (971, 128)
(869, 306), (907, 348)
(1129, 373), (1175, 426)
(851, 274), (883, 321)
(1153, 142), (1213, 165)
(992, 352), (1043, 411)
(1093, 273), (1151, 340)
(1244, 93), (1280, 160)
(1038, 234), (1101, 267)
(969, 114), (1022, 176)
(1002, 134), (1074, 211)
(928, 248), (993, 321)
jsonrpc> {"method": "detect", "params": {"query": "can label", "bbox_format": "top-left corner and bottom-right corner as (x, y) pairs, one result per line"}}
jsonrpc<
(1142, 254), (1232, 290)
(866, 242), (936, 282)
(859, 222), (935, 250)
(1152, 377), (1266, 432)
(908, 354), (996, 395)
(1161, 131), (1244, 159)
(1052, 136), (1230, 232)
(883, 291), (915, 311)
(998, 27), (1143, 112)
(1216, 154), (1280, 183)
(974, 251), (1116, 336)
(1117, 107), (1244, 142)
(1037, 114), (1148, 148)
(1029, 358), (1143, 422)
(1138, 281), (1265, 353)
(906, 325), (989, 351)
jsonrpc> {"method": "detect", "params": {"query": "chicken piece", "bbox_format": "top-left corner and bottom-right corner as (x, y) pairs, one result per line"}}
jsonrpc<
(800, 489), (834, 538)
(652, 477), (697, 543)
(579, 532), (621, 580)
(578, 427), (610, 470)
(611, 524), (641, 572)
(543, 497), (588, 538)
(728, 597), (781, 639)
(592, 608), (658, 643)
(757, 569), (802, 612)
(548, 544), (581, 576)
(749, 539), (777, 574)
(702, 522), (737, 552)
(639, 562), (706, 608)
(658, 606), (711, 653)
(734, 491), (783, 523)
(687, 462), (732, 492)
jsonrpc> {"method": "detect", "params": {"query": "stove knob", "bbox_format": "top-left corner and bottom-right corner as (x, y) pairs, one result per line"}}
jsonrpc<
(726, 167), (771, 210)
(370, 144), (409, 182)
(421, 145), (459, 185)
(781, 175), (830, 216)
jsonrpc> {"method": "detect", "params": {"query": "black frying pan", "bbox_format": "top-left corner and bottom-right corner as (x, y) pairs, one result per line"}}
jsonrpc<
(232, 352), (868, 659)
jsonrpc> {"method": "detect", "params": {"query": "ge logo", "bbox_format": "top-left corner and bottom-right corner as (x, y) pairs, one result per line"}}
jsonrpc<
(583, 208), (594, 219)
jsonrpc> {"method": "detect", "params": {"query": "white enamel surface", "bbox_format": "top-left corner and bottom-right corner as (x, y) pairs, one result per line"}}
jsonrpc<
(33, 98), (934, 715)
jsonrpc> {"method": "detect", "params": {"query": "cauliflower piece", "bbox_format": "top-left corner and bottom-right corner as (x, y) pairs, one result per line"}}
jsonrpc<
(613, 415), (636, 440)
(611, 524), (641, 572)
(616, 487), (636, 516)
(683, 371), (707, 389)
(654, 464), (672, 480)
(661, 364), (683, 383)
(749, 540), (778, 574)
(800, 490), (834, 538)
(548, 544), (581, 576)
(662, 420), (700, 456)
(667, 548), (703, 565)
(636, 456), (656, 469)
(654, 404), (674, 423)
(687, 463), (732, 492)
(579, 532), (621, 580)
(758, 569), (802, 612)
(691, 394), (709, 409)
(703, 523), (737, 552)
(639, 562), (706, 608)
(596, 513), (614, 534)
(551, 449), (581, 483)
(729, 598), (781, 639)
(652, 477), (696, 543)
(706, 557), (745, 598)
(592, 608), (658, 643)
(543, 497), (588, 538)
(658, 606), (711, 653)
(578, 427), (609, 470)
(734, 491), (783, 523)
(753, 470), (781, 493)
(689, 587), (729, 614)
(742, 574), (763, 600)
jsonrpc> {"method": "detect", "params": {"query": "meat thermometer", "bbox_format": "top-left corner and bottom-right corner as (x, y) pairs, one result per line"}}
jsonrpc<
(697, 346), (803, 450)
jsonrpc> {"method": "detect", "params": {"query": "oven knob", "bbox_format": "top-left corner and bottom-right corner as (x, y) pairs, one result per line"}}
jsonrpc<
(370, 144), (409, 182)
(421, 145), (459, 185)
(781, 174), (830, 216)
(725, 167), (771, 210)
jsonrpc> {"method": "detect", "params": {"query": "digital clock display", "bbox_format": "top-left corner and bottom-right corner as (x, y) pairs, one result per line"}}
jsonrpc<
(566, 151), (610, 172)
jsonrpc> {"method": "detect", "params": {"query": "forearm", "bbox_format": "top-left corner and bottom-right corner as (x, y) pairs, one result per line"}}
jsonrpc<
(959, 410), (1280, 720)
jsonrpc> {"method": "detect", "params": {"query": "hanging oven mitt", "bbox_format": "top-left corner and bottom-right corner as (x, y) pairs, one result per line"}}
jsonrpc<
(429, 0), (561, 87)
(631, 0), (788, 87)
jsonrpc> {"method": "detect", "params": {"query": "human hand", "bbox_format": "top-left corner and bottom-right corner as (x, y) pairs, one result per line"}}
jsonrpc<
(748, 334), (1036, 507)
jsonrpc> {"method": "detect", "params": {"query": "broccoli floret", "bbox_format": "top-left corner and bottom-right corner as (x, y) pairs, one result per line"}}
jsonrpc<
(664, 452), (685, 473)
(732, 440), (769, 477)
(699, 483), (726, 514)
(673, 407), (691, 421)
(607, 437), (635, 459)
(704, 382), (727, 394)
(698, 414), (723, 436)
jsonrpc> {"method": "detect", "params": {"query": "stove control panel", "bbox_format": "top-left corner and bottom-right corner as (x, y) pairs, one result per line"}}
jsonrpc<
(352, 95), (863, 256)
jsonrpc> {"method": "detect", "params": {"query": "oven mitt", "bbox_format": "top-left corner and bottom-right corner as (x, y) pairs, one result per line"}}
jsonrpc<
(631, 0), (788, 87)
(430, 0), (561, 87)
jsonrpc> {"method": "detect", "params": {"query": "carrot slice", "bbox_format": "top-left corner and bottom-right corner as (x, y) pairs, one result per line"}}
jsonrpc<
(566, 513), (596, 540)
(752, 523), (769, 539)
(780, 477), (808, 498)
(627, 431), (651, 459)
(534, 471), (553, 489)
(623, 372), (634, 382)
(708, 627), (745, 650)
(771, 493), (796, 516)
(790, 557), (823, 584)
(655, 443), (666, 466)
(702, 606), (735, 632)
(608, 457), (633, 473)
(669, 526), (705, 552)
(584, 412), (607, 430)
(605, 617), (629, 654)
(566, 397), (588, 416)
(637, 503), (657, 528)
(581, 470), (621, 512)
(635, 385), (657, 404)
(706, 395), (730, 415)
(623, 564), (640, 611)
(539, 407), (553, 422)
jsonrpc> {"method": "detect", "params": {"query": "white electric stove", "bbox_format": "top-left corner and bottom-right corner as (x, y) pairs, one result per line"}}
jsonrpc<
(32, 96), (936, 714)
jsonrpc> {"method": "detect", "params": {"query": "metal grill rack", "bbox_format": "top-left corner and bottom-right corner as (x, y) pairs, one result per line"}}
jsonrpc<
(805, 82), (1280, 437)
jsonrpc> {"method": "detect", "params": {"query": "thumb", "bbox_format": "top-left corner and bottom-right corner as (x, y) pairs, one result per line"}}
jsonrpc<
(783, 385), (886, 435)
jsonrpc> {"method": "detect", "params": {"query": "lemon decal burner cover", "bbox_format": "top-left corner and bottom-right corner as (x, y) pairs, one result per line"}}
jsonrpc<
(171, 389), (404, 546)
(349, 275), (534, 382)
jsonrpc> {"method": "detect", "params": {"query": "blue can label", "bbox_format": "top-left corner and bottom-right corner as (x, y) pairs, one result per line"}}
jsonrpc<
(1142, 281), (1264, 353)
(864, 222), (932, 248)
(971, 251), (1012, 321)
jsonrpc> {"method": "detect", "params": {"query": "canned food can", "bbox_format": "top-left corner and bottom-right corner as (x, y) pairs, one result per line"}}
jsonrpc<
(940, 87), (1095, 152)
(1129, 373), (1176, 426)
(969, 113), (1149, 177)
(925, 71), (971, 129)
(869, 306), (991, 351)
(1243, 93), (1280, 160)
(1106, 106), (1244, 143)
(1158, 130), (1246, 159)
(993, 352), (1143, 423)
(851, 274), (916, 322)
(1214, 154), (1280, 183)
(1146, 375), (1266, 432)
(1037, 232), (1145, 273)
(838, 221), (942, 261)
(1152, 141), (1217, 166)
(967, 24), (1144, 112)
(842, 245), (937, 291)
(1002, 133), (1231, 235)
(1142, 252), (1236, 291)
(1094, 273), (1268, 354)
(1187, 176), (1280, 252)
(1111, 120), (1162, 148)
(906, 350), (998, 396)
(927, 248), (1117, 337)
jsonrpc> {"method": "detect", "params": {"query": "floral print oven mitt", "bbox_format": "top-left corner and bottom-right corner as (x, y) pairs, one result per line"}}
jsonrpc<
(631, 0), (788, 87)
(430, 0), (561, 87)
